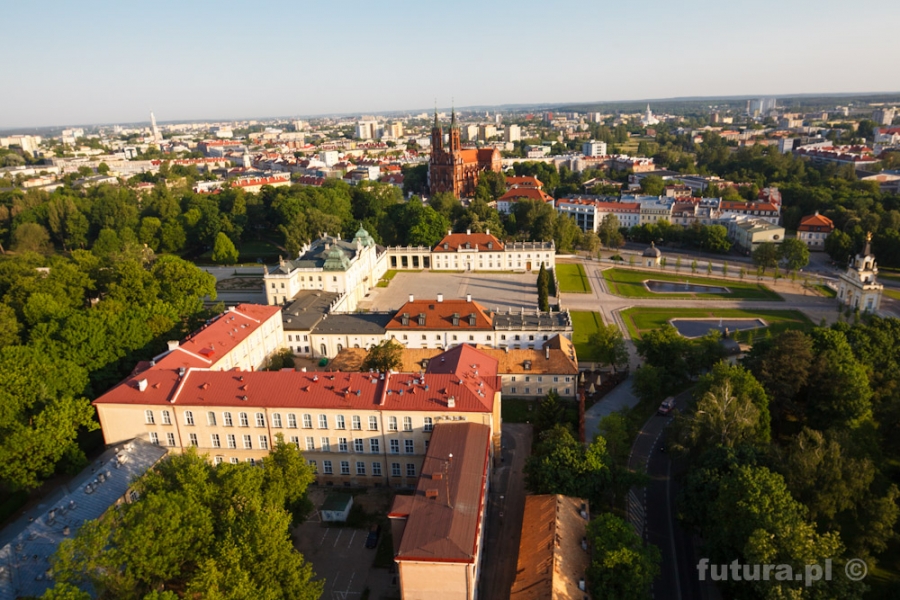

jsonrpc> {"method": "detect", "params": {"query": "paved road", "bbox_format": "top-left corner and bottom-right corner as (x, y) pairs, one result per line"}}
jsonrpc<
(627, 389), (709, 600)
(479, 423), (532, 600)
(583, 373), (639, 442)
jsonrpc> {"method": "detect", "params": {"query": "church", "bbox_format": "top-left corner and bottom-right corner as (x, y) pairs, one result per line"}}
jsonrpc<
(837, 233), (883, 313)
(429, 109), (501, 198)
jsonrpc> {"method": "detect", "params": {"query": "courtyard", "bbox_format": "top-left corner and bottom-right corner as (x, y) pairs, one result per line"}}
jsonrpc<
(359, 270), (539, 312)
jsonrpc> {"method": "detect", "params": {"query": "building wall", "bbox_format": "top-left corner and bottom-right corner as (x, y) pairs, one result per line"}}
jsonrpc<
(501, 373), (576, 398)
(398, 561), (474, 600)
(429, 249), (554, 272)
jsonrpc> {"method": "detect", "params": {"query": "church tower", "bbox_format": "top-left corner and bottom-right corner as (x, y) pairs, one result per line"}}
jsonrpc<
(449, 107), (461, 153)
(430, 109), (443, 152)
(837, 232), (883, 313)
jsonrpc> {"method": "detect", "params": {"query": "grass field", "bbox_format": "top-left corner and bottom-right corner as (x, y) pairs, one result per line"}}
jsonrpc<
(884, 288), (900, 301)
(620, 307), (813, 339)
(814, 284), (837, 298)
(602, 268), (782, 301)
(557, 263), (591, 293)
(571, 311), (604, 361)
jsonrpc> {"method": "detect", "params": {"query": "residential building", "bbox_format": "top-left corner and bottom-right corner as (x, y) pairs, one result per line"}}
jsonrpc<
(610, 155), (655, 173)
(264, 226), (386, 310)
(873, 107), (896, 126)
(837, 234), (883, 313)
(639, 200), (672, 224)
(556, 199), (640, 232)
(725, 217), (785, 253)
(794, 145), (878, 168)
(429, 110), (502, 197)
(496, 186), (554, 213)
(505, 124), (521, 143)
(509, 495), (591, 600)
(356, 119), (381, 140)
(479, 124), (497, 141)
(390, 421), (491, 600)
(797, 212), (834, 250)
(427, 230), (555, 273)
(718, 201), (780, 225)
(582, 140), (607, 157)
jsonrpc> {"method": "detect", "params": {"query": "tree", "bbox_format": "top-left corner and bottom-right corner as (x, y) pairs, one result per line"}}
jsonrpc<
(524, 425), (611, 502)
(11, 222), (52, 253)
(805, 328), (872, 429)
(597, 214), (621, 249)
(0, 304), (22, 349)
(535, 390), (566, 434)
(825, 229), (854, 266)
(537, 263), (550, 311)
(586, 513), (660, 600)
(49, 444), (322, 600)
(640, 174), (665, 196)
(743, 330), (813, 430)
(150, 255), (217, 317)
(588, 324), (628, 373)
(97, 162), (110, 175)
(751, 242), (779, 270)
(362, 339), (403, 372)
(211, 232), (239, 265)
(682, 380), (763, 456)
(778, 237), (810, 271)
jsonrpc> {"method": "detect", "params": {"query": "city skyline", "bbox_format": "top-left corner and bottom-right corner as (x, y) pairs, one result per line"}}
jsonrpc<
(5, 0), (900, 129)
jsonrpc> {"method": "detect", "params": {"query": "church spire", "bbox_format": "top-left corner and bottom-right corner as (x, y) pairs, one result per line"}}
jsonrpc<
(434, 100), (439, 129)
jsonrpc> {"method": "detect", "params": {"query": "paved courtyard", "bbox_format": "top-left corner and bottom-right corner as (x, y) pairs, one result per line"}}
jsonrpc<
(360, 271), (538, 312)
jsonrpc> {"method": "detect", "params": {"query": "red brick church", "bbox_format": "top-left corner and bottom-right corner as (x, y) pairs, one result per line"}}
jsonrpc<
(429, 109), (502, 198)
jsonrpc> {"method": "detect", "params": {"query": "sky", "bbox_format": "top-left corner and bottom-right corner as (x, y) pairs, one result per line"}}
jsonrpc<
(4, 0), (900, 129)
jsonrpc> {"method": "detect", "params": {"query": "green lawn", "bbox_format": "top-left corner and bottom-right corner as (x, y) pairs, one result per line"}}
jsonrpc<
(884, 288), (900, 301)
(814, 284), (837, 298)
(602, 268), (782, 301)
(620, 307), (813, 340)
(571, 311), (604, 361)
(501, 398), (538, 423)
(556, 263), (592, 293)
(376, 269), (421, 287)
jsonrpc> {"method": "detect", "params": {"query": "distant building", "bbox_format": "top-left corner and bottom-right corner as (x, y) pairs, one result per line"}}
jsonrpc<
(582, 140), (607, 157)
(873, 107), (896, 126)
(643, 242), (662, 267)
(725, 217), (785, 253)
(479, 124), (497, 141)
(356, 119), (381, 140)
(797, 212), (834, 251)
(505, 124), (521, 142)
(429, 110), (502, 198)
(641, 104), (659, 126)
(556, 199), (640, 232)
(837, 234), (883, 313)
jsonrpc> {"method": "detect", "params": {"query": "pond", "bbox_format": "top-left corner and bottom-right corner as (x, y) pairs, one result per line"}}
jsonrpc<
(670, 318), (766, 339)
(644, 279), (730, 294)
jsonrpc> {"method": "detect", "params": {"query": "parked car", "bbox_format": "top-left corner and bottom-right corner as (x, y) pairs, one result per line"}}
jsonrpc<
(658, 396), (675, 415)
(365, 524), (381, 549)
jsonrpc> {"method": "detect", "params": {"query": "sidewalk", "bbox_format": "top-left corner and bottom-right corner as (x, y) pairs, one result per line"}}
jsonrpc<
(583, 373), (638, 443)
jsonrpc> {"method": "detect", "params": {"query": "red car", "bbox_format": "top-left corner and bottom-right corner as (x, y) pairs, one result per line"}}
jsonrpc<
(658, 397), (675, 415)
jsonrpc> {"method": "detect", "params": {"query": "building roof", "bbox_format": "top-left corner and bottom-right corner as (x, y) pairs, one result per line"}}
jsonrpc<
(720, 201), (779, 212)
(321, 493), (353, 512)
(506, 176), (543, 189)
(282, 291), (341, 331)
(311, 312), (393, 336)
(509, 495), (591, 600)
(433, 232), (504, 252)
(491, 309), (573, 333)
(798, 212), (835, 231)
(273, 235), (360, 273)
(390, 422), (491, 563)
(557, 199), (640, 212)
(498, 186), (554, 203)
(643, 242), (662, 257)
(0, 439), (168, 600)
(386, 299), (494, 331)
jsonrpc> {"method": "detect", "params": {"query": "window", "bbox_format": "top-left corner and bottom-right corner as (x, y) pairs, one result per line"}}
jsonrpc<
(288, 413), (297, 428)
(211, 434), (221, 448)
(290, 436), (300, 449)
(553, 376), (559, 383)
(255, 413), (266, 428)
(207, 411), (217, 426)
(511, 387), (517, 393)
(184, 411), (194, 426)
(424, 417), (433, 432)
(189, 433), (198, 447)
(307, 459), (317, 473)
(370, 439), (380, 453)
(372, 462), (382, 476)
(302, 414), (312, 429)
(390, 439), (400, 454)
(403, 416), (412, 432)
(230, 457), (239, 464)
(352, 415), (361, 430)
(145, 410), (155, 425)
(340, 461), (350, 475)
(356, 461), (366, 476)
(565, 388), (571, 395)
(354, 439), (364, 453)
(239, 412), (249, 427)
(511, 376), (517, 382)
(405, 439), (414, 454)
(272, 413), (282, 428)
(214, 456), (223, 465)
(335, 415), (346, 430)
(227, 434), (236, 449)
(243, 435), (252, 449)
(321, 438), (331, 452)
(368, 416), (378, 430)
(166, 432), (175, 446)
(149, 431), (159, 445)
(259, 435), (269, 450)
(469, 335), (474, 341)
(223, 412), (233, 427)
(388, 416), (398, 431)
(323, 461), (333, 474)
(538, 388), (543, 394)
(391, 462), (401, 477)
(338, 437), (348, 452)
(318, 414), (328, 429)
(161, 410), (171, 425)
(306, 437), (315, 451)
(406, 463), (416, 477)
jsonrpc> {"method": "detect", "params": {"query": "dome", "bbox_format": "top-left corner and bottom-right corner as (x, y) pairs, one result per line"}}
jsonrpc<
(643, 242), (661, 257)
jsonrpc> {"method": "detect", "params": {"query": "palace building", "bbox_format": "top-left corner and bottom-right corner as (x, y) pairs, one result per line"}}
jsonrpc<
(429, 110), (501, 198)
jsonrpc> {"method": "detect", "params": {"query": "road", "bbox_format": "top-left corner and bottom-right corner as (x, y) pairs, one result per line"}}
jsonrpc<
(479, 423), (532, 600)
(627, 389), (710, 600)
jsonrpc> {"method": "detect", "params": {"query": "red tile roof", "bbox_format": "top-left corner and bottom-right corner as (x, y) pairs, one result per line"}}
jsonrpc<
(720, 201), (779, 212)
(798, 213), (834, 231)
(433, 232), (504, 253)
(505, 176), (543, 189)
(391, 421), (491, 563)
(498, 187), (553, 203)
(386, 299), (494, 331)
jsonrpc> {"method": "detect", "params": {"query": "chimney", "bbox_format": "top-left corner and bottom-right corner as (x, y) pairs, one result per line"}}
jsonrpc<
(167, 340), (179, 351)
(485, 228), (490, 235)
(545, 346), (550, 360)
(466, 228), (471, 235)
(448, 396), (456, 408)
(409, 294), (414, 303)
(137, 379), (148, 392)
(437, 293), (443, 303)
(466, 294), (472, 302)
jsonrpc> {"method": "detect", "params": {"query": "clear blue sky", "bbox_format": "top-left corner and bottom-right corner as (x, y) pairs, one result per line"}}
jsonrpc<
(4, 0), (899, 128)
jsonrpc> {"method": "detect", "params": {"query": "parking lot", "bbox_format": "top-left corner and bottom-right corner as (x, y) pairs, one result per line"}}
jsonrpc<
(360, 271), (539, 312)
(294, 521), (380, 600)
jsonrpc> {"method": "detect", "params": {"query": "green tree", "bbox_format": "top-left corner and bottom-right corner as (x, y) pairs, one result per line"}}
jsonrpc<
(597, 214), (621, 249)
(0, 303), (22, 349)
(11, 222), (52, 253)
(805, 328), (872, 429)
(535, 390), (566, 434)
(537, 263), (550, 311)
(743, 330), (813, 431)
(151, 255), (217, 316)
(640, 174), (665, 196)
(211, 232), (239, 265)
(778, 237), (810, 271)
(824, 229), (854, 266)
(751, 242), (779, 270)
(586, 513), (660, 600)
(524, 425), (611, 501)
(362, 339), (404, 372)
(588, 324), (629, 373)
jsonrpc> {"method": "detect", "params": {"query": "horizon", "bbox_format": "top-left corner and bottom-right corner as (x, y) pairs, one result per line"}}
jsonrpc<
(5, 0), (900, 130)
